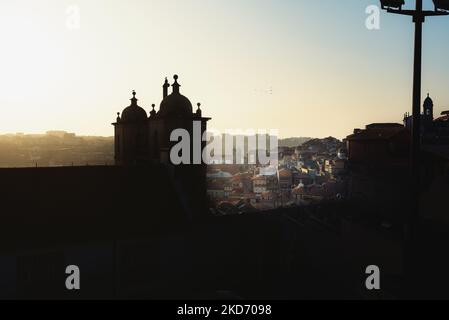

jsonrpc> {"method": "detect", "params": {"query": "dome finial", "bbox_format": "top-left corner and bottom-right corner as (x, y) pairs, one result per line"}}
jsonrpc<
(150, 104), (156, 118)
(196, 102), (202, 117)
(130, 90), (138, 106)
(163, 78), (170, 98)
(172, 74), (181, 94)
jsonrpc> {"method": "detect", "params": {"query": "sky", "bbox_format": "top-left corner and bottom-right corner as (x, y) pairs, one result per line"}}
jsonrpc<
(0, 0), (448, 139)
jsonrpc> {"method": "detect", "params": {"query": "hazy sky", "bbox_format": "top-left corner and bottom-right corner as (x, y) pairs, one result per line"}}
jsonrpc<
(0, 0), (448, 139)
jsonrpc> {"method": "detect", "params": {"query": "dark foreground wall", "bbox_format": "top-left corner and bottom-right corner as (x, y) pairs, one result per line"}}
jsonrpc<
(1, 162), (448, 299)
(0, 165), (186, 252)
(0, 165), (290, 299)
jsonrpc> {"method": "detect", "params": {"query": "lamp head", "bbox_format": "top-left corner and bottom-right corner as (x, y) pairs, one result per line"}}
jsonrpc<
(380, 0), (405, 10)
(433, 0), (449, 12)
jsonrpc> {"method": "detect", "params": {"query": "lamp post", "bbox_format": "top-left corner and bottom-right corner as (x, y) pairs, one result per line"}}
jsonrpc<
(379, 0), (448, 297)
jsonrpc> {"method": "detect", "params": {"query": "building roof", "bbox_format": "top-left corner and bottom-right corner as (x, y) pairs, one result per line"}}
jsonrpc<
(292, 186), (305, 194)
(207, 170), (233, 179)
(278, 168), (292, 178)
(259, 166), (277, 176)
(346, 126), (406, 141)
(120, 91), (148, 123)
(292, 184), (327, 197)
(365, 123), (405, 130)
(231, 172), (252, 181)
(435, 113), (449, 123)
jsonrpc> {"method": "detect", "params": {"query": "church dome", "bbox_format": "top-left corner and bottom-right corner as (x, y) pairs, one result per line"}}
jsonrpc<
(158, 75), (193, 118)
(121, 91), (148, 122)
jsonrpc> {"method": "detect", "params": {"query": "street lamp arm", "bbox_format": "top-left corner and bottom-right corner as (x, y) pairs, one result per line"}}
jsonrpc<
(386, 9), (416, 16)
(422, 10), (449, 16)
(386, 8), (449, 17)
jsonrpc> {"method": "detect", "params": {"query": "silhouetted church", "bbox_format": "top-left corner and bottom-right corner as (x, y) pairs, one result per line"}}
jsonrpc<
(113, 75), (210, 166)
(110, 75), (211, 219)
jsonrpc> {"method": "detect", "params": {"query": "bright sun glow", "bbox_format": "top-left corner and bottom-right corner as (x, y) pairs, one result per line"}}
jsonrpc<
(0, 0), (448, 139)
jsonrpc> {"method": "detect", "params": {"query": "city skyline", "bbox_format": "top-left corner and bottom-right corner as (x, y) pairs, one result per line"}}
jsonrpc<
(1, 0), (449, 139)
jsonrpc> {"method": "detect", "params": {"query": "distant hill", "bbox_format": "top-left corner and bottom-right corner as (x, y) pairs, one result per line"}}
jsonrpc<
(300, 137), (344, 154)
(278, 137), (313, 148)
(0, 133), (113, 167)
(302, 137), (342, 148)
